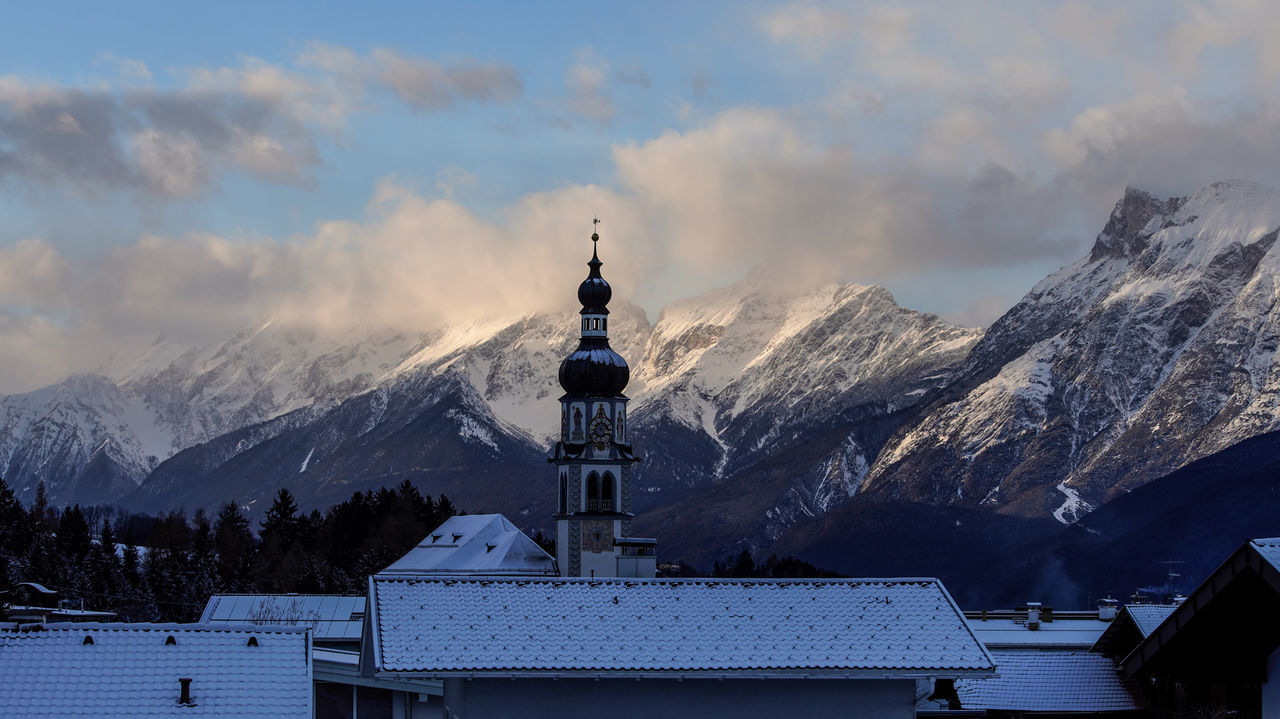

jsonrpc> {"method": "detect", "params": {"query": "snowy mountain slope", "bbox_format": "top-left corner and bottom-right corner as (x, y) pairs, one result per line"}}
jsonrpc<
(0, 319), (427, 504)
(0, 375), (162, 505)
(117, 320), (420, 452)
(118, 275), (977, 543)
(862, 181), (1280, 521)
(628, 276), (980, 513)
(126, 366), (551, 518)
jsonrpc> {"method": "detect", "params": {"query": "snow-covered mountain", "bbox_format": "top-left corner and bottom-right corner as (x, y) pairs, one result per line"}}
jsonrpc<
(0, 375), (161, 505)
(862, 181), (1280, 522)
(1, 321), (426, 505)
(119, 280), (976, 529)
(629, 275), (980, 519)
(12, 179), (1280, 560)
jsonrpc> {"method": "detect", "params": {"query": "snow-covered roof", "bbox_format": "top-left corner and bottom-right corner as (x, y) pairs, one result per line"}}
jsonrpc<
(1251, 537), (1280, 571)
(0, 622), (311, 718)
(957, 651), (1144, 712)
(200, 594), (365, 642)
(1124, 604), (1178, 638)
(966, 615), (1111, 649)
(377, 514), (556, 577)
(368, 576), (994, 677)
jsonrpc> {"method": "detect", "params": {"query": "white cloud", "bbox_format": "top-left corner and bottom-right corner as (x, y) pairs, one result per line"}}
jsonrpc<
(557, 47), (614, 124)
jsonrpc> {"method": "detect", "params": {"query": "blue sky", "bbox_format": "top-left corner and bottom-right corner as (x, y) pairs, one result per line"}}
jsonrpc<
(3, 1), (1280, 391)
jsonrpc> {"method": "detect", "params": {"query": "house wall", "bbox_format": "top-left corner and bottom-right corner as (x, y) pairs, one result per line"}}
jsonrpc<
(441, 676), (915, 719)
(1264, 647), (1280, 719)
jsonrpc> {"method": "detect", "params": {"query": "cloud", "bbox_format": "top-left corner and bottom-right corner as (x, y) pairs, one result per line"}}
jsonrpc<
(0, 44), (522, 200)
(0, 62), (325, 197)
(615, 65), (651, 88)
(96, 53), (153, 84)
(11, 84), (1280, 393)
(298, 42), (522, 112)
(565, 48), (615, 123)
(691, 68), (716, 102)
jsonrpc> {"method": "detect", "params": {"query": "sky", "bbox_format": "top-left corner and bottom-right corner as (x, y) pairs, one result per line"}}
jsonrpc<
(4, 0), (1280, 393)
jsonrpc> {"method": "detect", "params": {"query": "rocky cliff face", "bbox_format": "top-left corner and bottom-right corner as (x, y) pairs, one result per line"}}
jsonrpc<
(862, 181), (1280, 522)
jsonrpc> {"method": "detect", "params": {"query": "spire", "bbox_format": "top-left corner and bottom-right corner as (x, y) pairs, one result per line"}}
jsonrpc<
(559, 219), (629, 396)
(577, 221), (611, 314)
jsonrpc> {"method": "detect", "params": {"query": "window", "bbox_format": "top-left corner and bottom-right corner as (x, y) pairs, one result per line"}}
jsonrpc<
(315, 682), (392, 719)
(586, 472), (600, 510)
(602, 318), (608, 331)
(601, 473), (615, 511)
(316, 682), (353, 719)
(355, 686), (392, 719)
(592, 318), (600, 330)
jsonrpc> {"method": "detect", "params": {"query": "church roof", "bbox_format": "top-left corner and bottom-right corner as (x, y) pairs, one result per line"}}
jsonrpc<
(377, 514), (557, 577)
(366, 576), (994, 678)
(0, 622), (311, 718)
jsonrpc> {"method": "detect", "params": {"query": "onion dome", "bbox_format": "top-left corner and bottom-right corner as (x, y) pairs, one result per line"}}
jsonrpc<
(559, 227), (630, 396)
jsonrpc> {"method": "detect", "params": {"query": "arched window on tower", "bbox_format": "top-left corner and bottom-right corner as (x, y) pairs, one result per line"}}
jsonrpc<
(559, 473), (568, 514)
(586, 472), (600, 511)
(582, 318), (588, 332)
(601, 472), (616, 512)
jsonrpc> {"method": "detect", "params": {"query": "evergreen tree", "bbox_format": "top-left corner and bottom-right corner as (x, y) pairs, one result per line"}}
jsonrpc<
(0, 477), (31, 579)
(28, 481), (55, 534)
(56, 505), (93, 565)
(257, 489), (303, 591)
(184, 510), (219, 616)
(86, 518), (124, 604)
(214, 501), (255, 592)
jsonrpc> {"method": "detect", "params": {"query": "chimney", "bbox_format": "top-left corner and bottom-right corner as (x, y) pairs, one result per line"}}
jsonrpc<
(178, 678), (194, 706)
(1025, 602), (1041, 630)
(1098, 597), (1119, 621)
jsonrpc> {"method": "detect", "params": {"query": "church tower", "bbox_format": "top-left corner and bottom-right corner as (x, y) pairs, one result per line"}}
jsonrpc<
(552, 223), (656, 578)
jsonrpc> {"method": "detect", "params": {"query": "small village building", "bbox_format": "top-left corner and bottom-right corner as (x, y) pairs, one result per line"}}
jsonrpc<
(201, 593), (441, 718)
(378, 514), (557, 577)
(0, 581), (116, 623)
(197, 517), (557, 717)
(953, 651), (1145, 717)
(1116, 537), (1280, 719)
(363, 574), (995, 719)
(0, 622), (311, 717)
(1090, 603), (1177, 659)
(965, 604), (1115, 651)
(930, 604), (1146, 717)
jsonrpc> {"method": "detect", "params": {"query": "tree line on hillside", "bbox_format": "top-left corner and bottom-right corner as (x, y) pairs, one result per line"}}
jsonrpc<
(0, 478), (457, 622)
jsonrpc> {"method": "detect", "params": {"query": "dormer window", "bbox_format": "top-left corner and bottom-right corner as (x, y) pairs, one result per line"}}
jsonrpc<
(431, 534), (442, 543)
(452, 533), (463, 542)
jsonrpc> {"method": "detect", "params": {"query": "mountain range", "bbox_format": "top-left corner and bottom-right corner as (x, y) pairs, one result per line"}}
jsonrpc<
(3, 180), (1280, 577)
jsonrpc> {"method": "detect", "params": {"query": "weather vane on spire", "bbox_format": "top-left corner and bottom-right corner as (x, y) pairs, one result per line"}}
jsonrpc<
(592, 216), (600, 243)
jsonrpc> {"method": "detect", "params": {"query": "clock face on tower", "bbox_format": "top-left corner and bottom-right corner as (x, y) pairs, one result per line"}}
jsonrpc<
(589, 407), (613, 448)
(583, 520), (612, 553)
